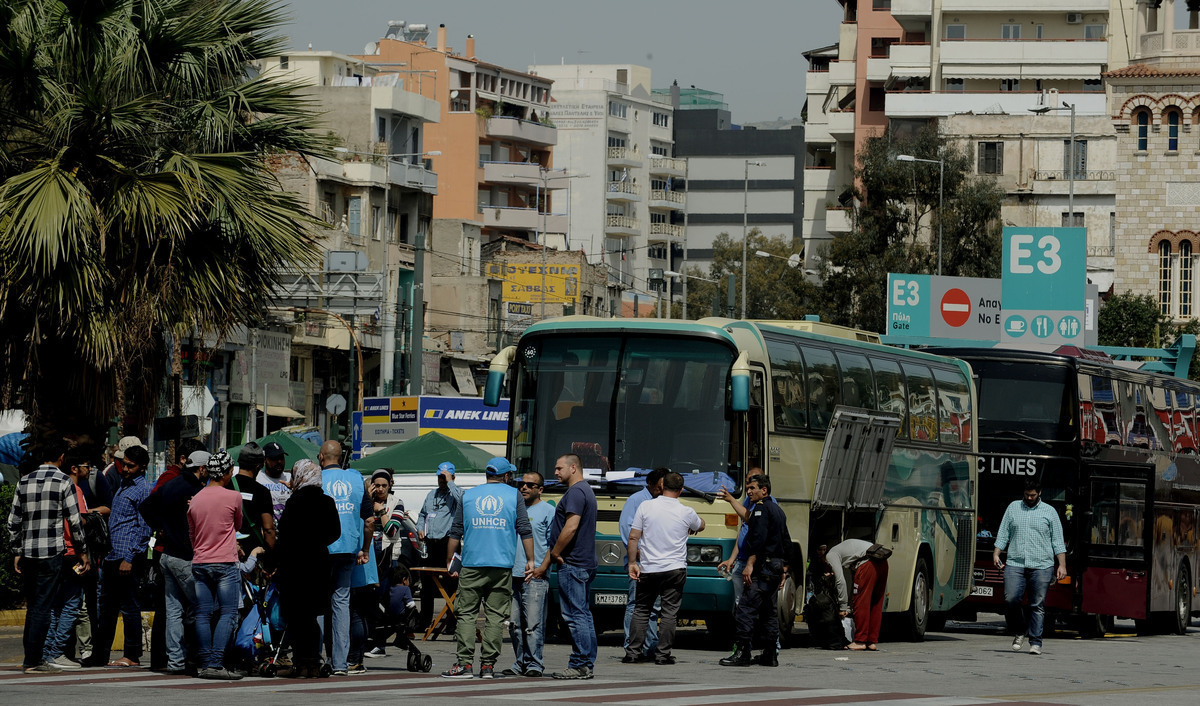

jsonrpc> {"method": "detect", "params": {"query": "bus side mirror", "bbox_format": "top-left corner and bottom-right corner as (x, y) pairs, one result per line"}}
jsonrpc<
(484, 345), (517, 407)
(731, 352), (750, 412)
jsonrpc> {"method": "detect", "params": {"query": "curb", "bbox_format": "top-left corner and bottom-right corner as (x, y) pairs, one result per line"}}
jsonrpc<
(0, 610), (23, 627)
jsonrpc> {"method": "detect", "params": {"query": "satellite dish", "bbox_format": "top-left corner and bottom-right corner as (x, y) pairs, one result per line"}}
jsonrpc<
(787, 253), (801, 269)
(450, 90), (460, 99)
(364, 42), (378, 55)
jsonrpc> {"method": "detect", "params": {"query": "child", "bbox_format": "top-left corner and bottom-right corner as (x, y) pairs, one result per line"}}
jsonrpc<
(370, 566), (418, 654)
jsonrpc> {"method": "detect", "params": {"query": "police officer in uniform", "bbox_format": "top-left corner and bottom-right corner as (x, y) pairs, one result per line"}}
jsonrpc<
(440, 457), (534, 679)
(720, 473), (791, 668)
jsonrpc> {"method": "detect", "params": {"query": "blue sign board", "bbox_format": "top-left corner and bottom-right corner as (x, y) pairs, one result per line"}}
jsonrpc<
(886, 274), (931, 337)
(350, 411), (363, 459)
(1001, 227), (1086, 345)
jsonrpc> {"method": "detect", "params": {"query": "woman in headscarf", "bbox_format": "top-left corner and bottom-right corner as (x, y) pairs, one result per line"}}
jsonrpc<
(275, 459), (340, 677)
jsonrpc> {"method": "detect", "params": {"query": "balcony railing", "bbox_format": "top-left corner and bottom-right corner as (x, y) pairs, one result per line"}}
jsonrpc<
(649, 156), (687, 175)
(649, 223), (683, 239)
(649, 189), (685, 206)
(607, 147), (643, 165)
(485, 116), (557, 146)
(605, 214), (640, 234)
(1088, 245), (1115, 257)
(1033, 170), (1114, 181)
(606, 181), (642, 199)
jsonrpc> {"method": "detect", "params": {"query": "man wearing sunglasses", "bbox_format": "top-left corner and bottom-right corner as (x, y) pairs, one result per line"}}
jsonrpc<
(503, 472), (554, 677)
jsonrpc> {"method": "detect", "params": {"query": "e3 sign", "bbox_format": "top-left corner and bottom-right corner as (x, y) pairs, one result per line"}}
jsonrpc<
(887, 274), (1002, 341)
(1001, 227), (1086, 345)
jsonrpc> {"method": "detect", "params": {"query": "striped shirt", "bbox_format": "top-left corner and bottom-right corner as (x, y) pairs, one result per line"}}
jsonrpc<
(995, 499), (1066, 570)
(108, 473), (152, 563)
(6, 465), (86, 559)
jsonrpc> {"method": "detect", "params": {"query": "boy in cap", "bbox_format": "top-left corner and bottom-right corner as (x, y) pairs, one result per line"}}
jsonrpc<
(416, 461), (463, 629)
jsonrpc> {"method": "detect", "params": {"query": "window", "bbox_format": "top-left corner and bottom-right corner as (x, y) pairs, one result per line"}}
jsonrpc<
(1183, 241), (1194, 317)
(767, 339), (807, 432)
(1089, 480), (1146, 559)
(1085, 24), (1106, 40)
(1167, 110), (1180, 151)
(347, 196), (361, 236)
(868, 86), (886, 112)
(371, 206), (381, 240)
(999, 78), (1020, 92)
(1083, 79), (1104, 92)
(1063, 139), (1087, 177)
(934, 367), (972, 449)
(1161, 241), (1173, 315)
(945, 24), (966, 40)
(870, 37), (896, 58)
(1001, 24), (1021, 40)
(1062, 212), (1084, 227)
(608, 135), (627, 148)
(901, 363), (938, 442)
(872, 0), (891, 8)
(608, 101), (628, 118)
(835, 351), (875, 410)
(800, 345), (840, 431)
(978, 141), (1004, 174)
(871, 357), (908, 438)
(652, 112), (669, 128)
(944, 78), (965, 92)
(1035, 24), (1044, 39)
(279, 56), (288, 69)
(1137, 111), (1149, 151)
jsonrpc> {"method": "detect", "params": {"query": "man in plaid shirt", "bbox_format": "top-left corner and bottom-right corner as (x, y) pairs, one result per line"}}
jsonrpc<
(6, 439), (89, 674)
(993, 477), (1067, 656)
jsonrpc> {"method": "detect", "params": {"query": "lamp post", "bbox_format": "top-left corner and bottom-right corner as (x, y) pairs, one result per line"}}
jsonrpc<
(1029, 101), (1076, 223)
(742, 160), (766, 318)
(666, 269), (720, 318)
(895, 154), (944, 275)
(754, 249), (802, 269)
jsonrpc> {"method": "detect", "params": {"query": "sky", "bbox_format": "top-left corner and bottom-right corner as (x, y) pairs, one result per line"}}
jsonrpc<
(279, 0), (845, 124)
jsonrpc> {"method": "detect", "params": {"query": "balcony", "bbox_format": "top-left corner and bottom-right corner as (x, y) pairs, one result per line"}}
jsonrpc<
(482, 161), (540, 185)
(942, 0), (1107, 9)
(806, 70), (830, 98)
(604, 214), (640, 237)
(1141, 30), (1200, 58)
(606, 181), (642, 202)
(369, 86), (441, 123)
(1030, 169), (1115, 196)
(648, 189), (685, 210)
(649, 223), (683, 241)
(829, 60), (856, 86)
(649, 156), (687, 177)
(485, 117), (557, 146)
(607, 147), (643, 168)
(885, 91), (1106, 119)
(828, 110), (855, 140)
(825, 208), (852, 234)
(889, 43), (931, 78)
(335, 160), (438, 195)
(890, 0), (931, 19)
(866, 57), (891, 82)
(481, 206), (567, 232)
(804, 166), (837, 192)
(940, 40), (1108, 74)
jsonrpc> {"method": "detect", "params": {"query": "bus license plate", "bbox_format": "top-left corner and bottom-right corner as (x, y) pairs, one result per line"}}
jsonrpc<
(970, 586), (994, 597)
(593, 593), (627, 606)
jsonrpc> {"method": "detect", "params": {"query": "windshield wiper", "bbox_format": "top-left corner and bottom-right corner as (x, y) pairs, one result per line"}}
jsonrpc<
(980, 430), (1053, 449)
(681, 485), (716, 504)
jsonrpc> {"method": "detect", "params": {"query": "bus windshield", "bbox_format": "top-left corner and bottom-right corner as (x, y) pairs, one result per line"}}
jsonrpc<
(973, 360), (1075, 443)
(510, 334), (739, 495)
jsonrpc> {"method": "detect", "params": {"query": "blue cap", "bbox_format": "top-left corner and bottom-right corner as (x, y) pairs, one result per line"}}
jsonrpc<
(437, 461), (455, 475)
(485, 456), (512, 476)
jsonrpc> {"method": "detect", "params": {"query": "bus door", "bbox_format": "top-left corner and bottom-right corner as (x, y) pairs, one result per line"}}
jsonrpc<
(1081, 465), (1152, 620)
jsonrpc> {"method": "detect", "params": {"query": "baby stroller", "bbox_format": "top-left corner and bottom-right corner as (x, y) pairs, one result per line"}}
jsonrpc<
(233, 579), (298, 677)
(391, 604), (433, 673)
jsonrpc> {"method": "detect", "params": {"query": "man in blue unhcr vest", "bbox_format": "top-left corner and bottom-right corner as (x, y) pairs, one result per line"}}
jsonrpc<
(318, 440), (373, 676)
(441, 457), (534, 679)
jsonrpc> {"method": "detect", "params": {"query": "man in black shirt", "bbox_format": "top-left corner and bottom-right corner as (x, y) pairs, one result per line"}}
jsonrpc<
(720, 473), (791, 668)
(234, 444), (276, 551)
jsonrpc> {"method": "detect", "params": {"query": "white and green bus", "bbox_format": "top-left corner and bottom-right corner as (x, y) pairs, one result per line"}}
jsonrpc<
(484, 316), (978, 640)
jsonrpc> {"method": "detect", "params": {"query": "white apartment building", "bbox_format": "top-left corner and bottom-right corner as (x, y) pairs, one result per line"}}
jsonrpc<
(529, 64), (684, 299)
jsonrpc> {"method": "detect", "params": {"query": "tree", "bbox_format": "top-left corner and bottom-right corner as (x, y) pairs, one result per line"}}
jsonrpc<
(816, 124), (1004, 331)
(681, 230), (818, 320)
(1097, 292), (1167, 348)
(0, 0), (327, 452)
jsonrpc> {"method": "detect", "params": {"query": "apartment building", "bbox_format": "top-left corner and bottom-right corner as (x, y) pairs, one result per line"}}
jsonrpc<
(527, 64), (683, 300)
(1109, 0), (1200, 322)
(804, 1), (1136, 283)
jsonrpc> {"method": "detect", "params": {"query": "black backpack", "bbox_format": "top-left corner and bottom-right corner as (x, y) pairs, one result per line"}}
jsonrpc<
(79, 511), (111, 560)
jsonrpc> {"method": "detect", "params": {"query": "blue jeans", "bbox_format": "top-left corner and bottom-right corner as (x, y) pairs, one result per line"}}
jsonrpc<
(1004, 564), (1054, 647)
(192, 563), (240, 669)
(160, 554), (196, 670)
(44, 559), (83, 662)
(322, 554), (355, 671)
(509, 576), (549, 673)
(21, 554), (63, 668)
(556, 563), (597, 671)
(623, 578), (659, 655)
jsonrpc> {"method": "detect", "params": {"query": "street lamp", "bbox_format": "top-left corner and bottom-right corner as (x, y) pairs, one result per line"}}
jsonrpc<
(1029, 101), (1077, 223)
(895, 153), (944, 276)
(742, 160), (766, 318)
(754, 250), (802, 269)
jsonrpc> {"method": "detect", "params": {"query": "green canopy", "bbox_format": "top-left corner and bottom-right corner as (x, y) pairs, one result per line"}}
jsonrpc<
(226, 431), (320, 471)
(349, 431), (494, 475)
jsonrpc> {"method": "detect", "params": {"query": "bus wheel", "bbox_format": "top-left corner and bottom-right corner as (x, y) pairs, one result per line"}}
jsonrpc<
(926, 613), (947, 633)
(1172, 567), (1191, 635)
(776, 573), (798, 646)
(902, 556), (932, 642)
(1078, 613), (1114, 639)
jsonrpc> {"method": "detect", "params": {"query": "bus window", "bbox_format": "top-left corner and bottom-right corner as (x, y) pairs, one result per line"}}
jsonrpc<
(835, 351), (875, 410)
(1117, 380), (1142, 447)
(1146, 385), (1172, 451)
(1092, 375), (1122, 446)
(934, 367), (972, 447)
(901, 363), (938, 442)
(871, 357), (908, 438)
(1176, 390), (1197, 453)
(1089, 480), (1146, 560)
(766, 339), (807, 432)
(1078, 373), (1098, 443)
(799, 345), (840, 431)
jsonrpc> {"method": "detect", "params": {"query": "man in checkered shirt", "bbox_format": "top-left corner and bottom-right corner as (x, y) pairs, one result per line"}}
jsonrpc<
(6, 438), (89, 674)
(993, 477), (1067, 656)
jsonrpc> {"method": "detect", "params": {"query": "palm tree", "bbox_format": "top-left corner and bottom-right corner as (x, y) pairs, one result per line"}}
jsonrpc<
(0, 0), (328, 451)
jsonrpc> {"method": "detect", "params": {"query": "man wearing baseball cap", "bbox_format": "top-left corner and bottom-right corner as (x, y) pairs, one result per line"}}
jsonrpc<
(441, 457), (533, 679)
(416, 460), (463, 630)
(256, 442), (292, 523)
(232, 443), (275, 551)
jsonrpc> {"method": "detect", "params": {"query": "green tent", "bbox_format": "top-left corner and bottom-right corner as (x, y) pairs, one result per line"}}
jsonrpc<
(349, 431), (495, 475)
(226, 431), (320, 471)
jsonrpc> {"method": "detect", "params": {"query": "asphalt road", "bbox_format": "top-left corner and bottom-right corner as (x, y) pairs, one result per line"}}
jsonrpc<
(3, 615), (1199, 705)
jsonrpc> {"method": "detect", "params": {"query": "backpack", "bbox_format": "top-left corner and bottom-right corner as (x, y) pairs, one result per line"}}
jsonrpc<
(79, 511), (111, 560)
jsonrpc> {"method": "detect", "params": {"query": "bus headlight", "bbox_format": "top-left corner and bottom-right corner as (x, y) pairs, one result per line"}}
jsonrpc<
(687, 544), (723, 565)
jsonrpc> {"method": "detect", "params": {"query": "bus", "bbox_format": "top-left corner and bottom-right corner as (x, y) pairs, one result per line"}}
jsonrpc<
(931, 346), (1200, 635)
(484, 316), (978, 640)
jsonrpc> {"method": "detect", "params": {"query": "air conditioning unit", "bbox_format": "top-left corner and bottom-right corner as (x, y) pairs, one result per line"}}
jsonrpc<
(1066, 13), (1083, 24)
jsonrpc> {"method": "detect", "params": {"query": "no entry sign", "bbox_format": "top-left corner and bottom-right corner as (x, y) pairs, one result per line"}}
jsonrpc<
(940, 288), (971, 327)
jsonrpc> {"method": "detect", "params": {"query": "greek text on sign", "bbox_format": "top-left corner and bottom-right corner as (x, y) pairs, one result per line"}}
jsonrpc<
(888, 274), (1001, 341)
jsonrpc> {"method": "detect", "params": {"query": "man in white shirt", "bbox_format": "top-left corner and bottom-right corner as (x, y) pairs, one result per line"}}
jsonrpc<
(624, 471), (704, 665)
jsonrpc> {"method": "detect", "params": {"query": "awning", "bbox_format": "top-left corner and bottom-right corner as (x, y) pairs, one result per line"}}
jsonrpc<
(941, 64), (1100, 80)
(256, 404), (304, 418)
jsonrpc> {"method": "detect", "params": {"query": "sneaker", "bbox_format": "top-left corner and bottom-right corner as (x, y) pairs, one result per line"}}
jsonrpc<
(1011, 634), (1025, 652)
(197, 667), (242, 680)
(364, 647), (387, 659)
(79, 650), (92, 661)
(47, 655), (81, 670)
(1029, 644), (1042, 655)
(551, 666), (593, 680)
(347, 663), (367, 675)
(24, 663), (63, 674)
(523, 668), (543, 678)
(332, 669), (349, 677)
(500, 667), (522, 676)
(654, 655), (676, 665)
(479, 664), (494, 679)
(441, 663), (474, 679)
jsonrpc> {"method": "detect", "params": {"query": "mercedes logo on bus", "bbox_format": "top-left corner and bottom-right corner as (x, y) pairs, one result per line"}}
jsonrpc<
(598, 541), (625, 565)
